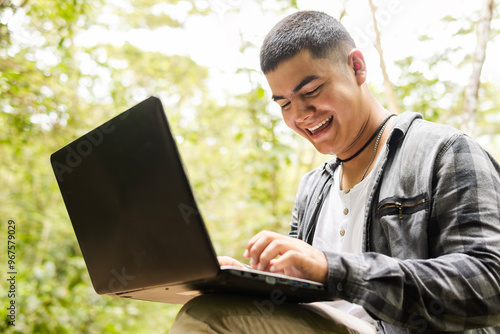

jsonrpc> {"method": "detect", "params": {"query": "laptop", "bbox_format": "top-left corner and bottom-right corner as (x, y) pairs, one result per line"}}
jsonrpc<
(51, 96), (332, 304)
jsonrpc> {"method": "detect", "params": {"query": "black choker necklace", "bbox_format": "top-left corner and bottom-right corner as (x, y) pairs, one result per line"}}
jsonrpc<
(337, 114), (395, 163)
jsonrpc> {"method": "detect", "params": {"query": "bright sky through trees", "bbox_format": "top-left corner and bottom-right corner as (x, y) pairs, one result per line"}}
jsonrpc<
(16, 0), (491, 105)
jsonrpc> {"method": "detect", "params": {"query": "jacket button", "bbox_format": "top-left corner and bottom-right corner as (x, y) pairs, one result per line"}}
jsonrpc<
(336, 282), (344, 291)
(340, 229), (345, 236)
(343, 208), (349, 215)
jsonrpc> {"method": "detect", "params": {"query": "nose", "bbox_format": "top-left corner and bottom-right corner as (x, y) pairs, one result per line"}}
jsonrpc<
(293, 100), (315, 123)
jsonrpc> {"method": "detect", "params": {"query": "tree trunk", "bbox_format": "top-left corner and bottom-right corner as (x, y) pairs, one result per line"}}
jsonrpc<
(368, 0), (401, 114)
(462, 0), (494, 136)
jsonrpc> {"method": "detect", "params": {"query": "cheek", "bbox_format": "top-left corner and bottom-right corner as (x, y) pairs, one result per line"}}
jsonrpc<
(282, 115), (309, 137)
(313, 93), (338, 112)
(281, 113), (295, 129)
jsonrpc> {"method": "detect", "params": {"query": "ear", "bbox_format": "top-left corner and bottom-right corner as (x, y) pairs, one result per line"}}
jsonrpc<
(349, 49), (366, 86)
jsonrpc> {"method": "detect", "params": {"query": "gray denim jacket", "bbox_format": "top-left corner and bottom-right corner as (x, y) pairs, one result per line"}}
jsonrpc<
(290, 112), (500, 333)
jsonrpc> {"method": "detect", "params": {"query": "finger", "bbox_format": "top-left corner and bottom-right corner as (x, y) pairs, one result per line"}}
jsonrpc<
(248, 235), (274, 269)
(270, 250), (328, 283)
(217, 256), (244, 268)
(268, 251), (300, 273)
(256, 235), (310, 270)
(249, 232), (288, 270)
(244, 230), (271, 258)
(267, 258), (286, 275)
(257, 238), (290, 271)
(244, 231), (279, 267)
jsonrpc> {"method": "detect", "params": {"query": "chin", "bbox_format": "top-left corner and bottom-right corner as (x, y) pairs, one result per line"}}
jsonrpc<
(298, 132), (334, 155)
(311, 143), (335, 156)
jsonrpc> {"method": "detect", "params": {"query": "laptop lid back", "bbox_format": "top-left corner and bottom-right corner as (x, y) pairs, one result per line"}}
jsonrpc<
(51, 96), (219, 294)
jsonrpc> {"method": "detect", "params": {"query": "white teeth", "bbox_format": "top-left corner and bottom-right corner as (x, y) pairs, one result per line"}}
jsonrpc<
(308, 116), (332, 132)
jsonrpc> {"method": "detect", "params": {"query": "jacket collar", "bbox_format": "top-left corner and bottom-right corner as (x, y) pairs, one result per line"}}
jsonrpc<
(320, 112), (423, 175)
(388, 111), (423, 144)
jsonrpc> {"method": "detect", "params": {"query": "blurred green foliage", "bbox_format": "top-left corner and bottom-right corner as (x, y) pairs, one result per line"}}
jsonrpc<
(0, 0), (499, 333)
(0, 0), (318, 332)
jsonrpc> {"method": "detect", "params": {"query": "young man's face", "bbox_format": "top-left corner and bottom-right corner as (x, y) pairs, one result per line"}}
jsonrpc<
(265, 49), (365, 155)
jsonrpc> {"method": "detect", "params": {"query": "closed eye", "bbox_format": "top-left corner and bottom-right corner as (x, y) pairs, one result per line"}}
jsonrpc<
(305, 85), (322, 96)
(280, 101), (291, 109)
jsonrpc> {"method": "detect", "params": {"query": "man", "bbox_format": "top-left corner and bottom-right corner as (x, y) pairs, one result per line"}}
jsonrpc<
(172, 11), (500, 333)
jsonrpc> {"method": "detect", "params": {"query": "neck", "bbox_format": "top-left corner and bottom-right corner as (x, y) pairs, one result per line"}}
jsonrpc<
(339, 111), (394, 190)
(337, 114), (393, 163)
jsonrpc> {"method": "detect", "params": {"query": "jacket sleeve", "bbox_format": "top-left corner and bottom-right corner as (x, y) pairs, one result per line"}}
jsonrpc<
(324, 134), (500, 331)
(289, 170), (313, 239)
(289, 162), (335, 241)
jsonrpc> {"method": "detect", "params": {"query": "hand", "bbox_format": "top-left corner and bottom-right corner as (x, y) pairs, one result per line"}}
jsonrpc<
(217, 256), (246, 268)
(243, 230), (328, 283)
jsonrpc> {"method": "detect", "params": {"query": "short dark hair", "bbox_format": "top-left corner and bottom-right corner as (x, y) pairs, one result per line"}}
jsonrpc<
(260, 11), (356, 74)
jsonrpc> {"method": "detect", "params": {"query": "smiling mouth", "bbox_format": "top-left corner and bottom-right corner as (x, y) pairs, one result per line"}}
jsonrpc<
(306, 116), (333, 135)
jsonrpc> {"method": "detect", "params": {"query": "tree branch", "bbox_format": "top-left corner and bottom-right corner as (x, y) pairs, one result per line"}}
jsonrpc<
(462, 0), (494, 135)
(368, 0), (401, 114)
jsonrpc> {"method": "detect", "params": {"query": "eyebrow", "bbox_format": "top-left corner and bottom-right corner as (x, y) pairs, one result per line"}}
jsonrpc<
(272, 75), (320, 101)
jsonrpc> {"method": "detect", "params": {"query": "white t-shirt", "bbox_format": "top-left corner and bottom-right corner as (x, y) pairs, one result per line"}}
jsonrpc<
(312, 146), (386, 324)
